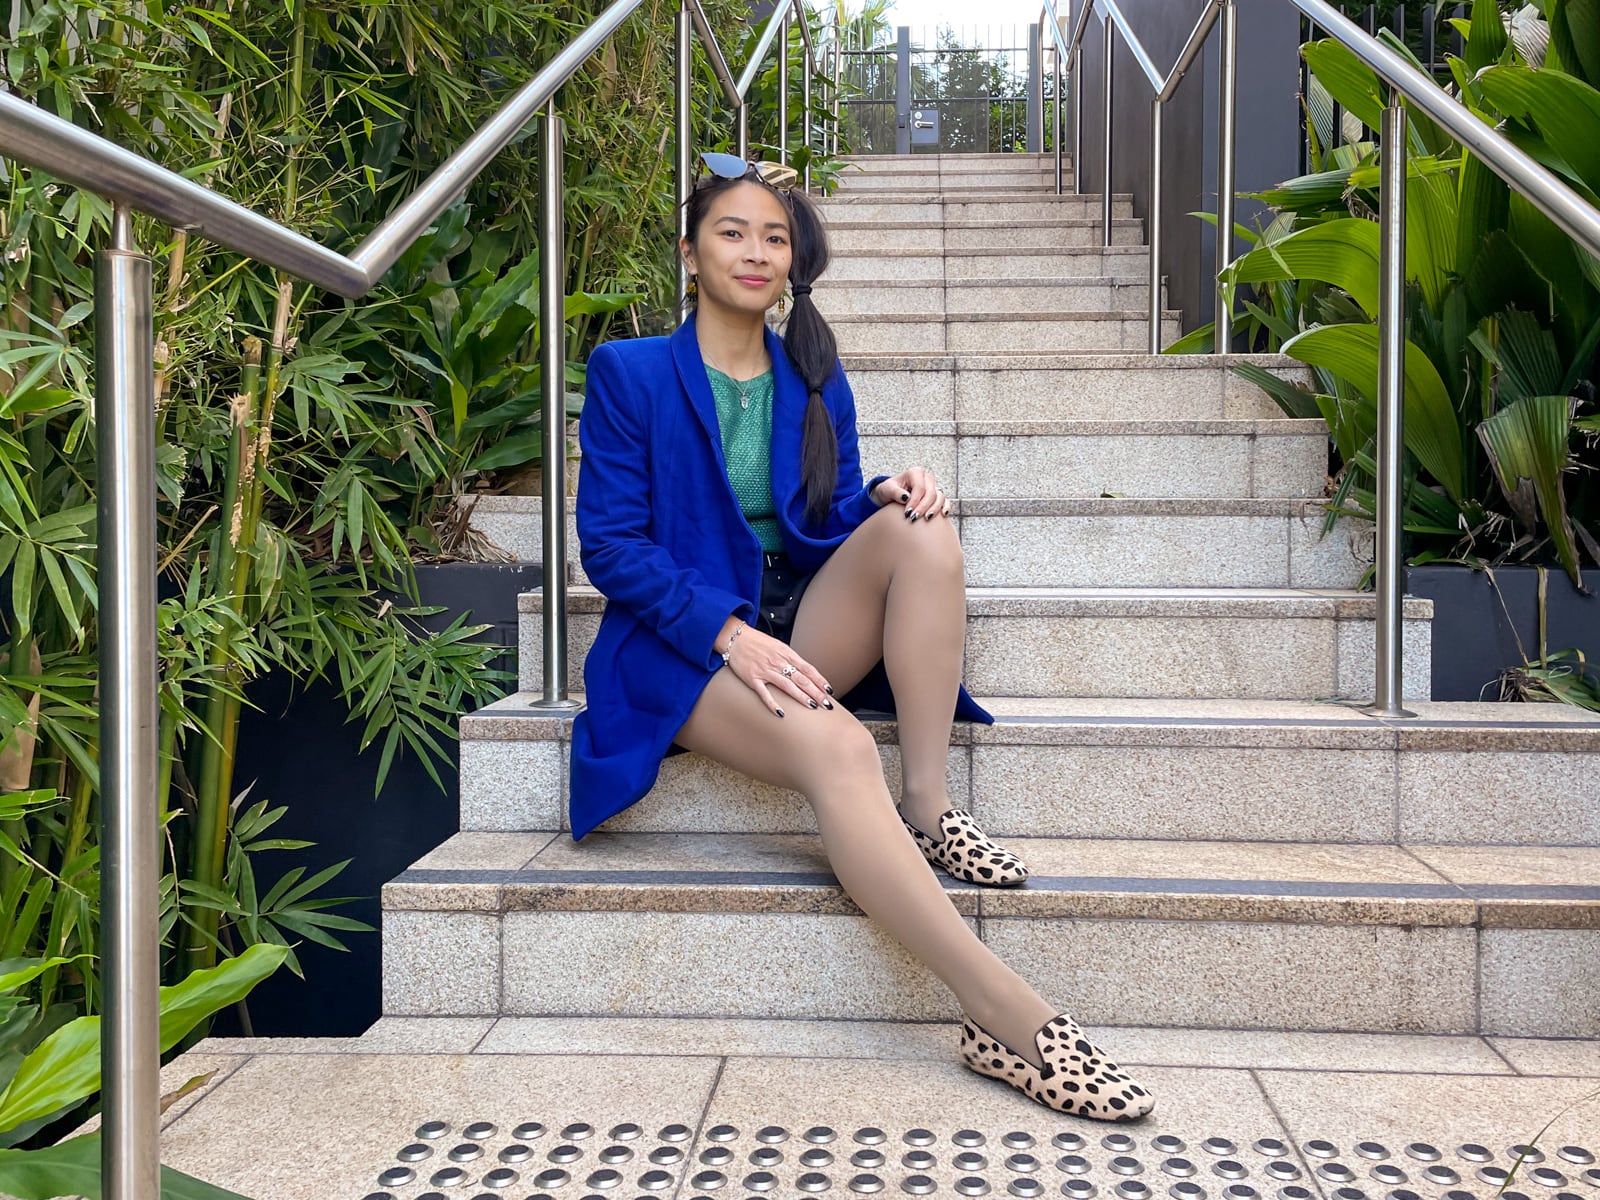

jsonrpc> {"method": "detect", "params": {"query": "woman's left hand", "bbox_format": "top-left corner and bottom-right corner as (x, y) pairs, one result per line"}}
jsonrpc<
(872, 467), (952, 520)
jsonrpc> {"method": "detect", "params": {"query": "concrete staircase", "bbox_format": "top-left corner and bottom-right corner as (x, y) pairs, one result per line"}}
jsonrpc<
(390, 152), (1600, 1044)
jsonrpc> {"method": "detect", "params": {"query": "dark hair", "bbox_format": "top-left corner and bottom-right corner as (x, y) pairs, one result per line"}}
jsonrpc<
(684, 175), (839, 525)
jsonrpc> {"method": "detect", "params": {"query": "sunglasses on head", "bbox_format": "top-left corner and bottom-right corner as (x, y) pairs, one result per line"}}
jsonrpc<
(696, 150), (800, 192)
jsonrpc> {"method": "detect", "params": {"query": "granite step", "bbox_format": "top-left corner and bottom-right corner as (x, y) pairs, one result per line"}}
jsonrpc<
(839, 352), (1309, 422)
(473, 491), (1363, 590)
(826, 245), (1150, 281)
(833, 176), (1068, 193)
(380, 824), (1600, 1035)
(828, 310), (1183, 354)
(516, 586), (1431, 701)
(454, 693), (1600, 845)
(828, 219), (1148, 253)
(814, 277), (1157, 316)
(855, 419), (1328, 499)
(816, 195), (1127, 222)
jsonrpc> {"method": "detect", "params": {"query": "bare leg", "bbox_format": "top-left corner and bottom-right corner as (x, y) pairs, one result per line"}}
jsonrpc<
(674, 509), (1057, 1069)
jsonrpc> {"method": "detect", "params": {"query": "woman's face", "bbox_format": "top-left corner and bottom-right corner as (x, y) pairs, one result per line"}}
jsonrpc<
(682, 181), (792, 318)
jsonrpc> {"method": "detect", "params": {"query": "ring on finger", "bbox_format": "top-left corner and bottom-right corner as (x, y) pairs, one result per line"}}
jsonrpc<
(779, 663), (796, 677)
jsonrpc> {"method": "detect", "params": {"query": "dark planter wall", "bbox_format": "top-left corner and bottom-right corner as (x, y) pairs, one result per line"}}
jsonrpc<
(213, 562), (538, 1036)
(1073, 0), (1303, 337)
(1409, 565), (1600, 702)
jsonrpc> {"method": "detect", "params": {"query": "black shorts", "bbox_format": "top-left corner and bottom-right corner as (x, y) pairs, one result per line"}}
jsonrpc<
(755, 551), (814, 645)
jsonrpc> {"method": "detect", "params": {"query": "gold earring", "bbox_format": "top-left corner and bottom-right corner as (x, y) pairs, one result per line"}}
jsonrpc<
(777, 293), (786, 316)
(686, 275), (697, 298)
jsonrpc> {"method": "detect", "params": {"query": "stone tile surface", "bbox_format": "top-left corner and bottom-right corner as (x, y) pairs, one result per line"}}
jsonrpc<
(987, 918), (1478, 1033)
(156, 1053), (719, 1200)
(459, 727), (565, 832)
(381, 910), (501, 1015)
(1398, 751), (1600, 845)
(1407, 844), (1600, 886)
(1255, 1068), (1600, 1164)
(972, 743), (1398, 841)
(1487, 1036), (1600, 1076)
(477, 1015), (954, 1059)
(1088, 1027), (1514, 1074)
(1003, 838), (1451, 885)
(501, 910), (969, 1020)
(1480, 929), (1600, 1037)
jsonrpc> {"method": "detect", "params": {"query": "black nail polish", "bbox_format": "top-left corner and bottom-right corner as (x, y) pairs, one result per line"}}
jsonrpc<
(824, 684), (834, 694)
(825, 700), (835, 709)
(809, 699), (818, 709)
(776, 708), (785, 718)
(900, 491), (910, 502)
(910, 512), (919, 522)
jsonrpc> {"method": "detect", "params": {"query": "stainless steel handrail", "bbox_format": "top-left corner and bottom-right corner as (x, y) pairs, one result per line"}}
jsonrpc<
(0, 1), (834, 1195)
(1037, 0), (1600, 720)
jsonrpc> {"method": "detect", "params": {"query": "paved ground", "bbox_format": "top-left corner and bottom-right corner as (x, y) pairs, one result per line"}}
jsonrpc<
(140, 1019), (1600, 1200)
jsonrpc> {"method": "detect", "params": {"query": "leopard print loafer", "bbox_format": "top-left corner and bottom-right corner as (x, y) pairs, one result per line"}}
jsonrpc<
(899, 807), (1029, 886)
(959, 1011), (1155, 1121)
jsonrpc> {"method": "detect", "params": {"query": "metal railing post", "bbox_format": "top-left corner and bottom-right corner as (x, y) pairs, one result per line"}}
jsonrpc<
(1148, 97), (1164, 354)
(738, 103), (750, 161)
(803, 20), (813, 191)
(534, 103), (580, 712)
(1072, 36), (1084, 195)
(831, 16), (842, 155)
(1215, 0), (1239, 351)
(676, 0), (692, 321)
(1054, 36), (1065, 194)
(779, 13), (791, 164)
(97, 202), (161, 1200)
(1101, 21), (1115, 245)
(1368, 96), (1415, 718)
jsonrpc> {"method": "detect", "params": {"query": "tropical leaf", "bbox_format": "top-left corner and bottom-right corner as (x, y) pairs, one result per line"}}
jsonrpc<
(0, 1132), (252, 1200)
(1281, 323), (1467, 502)
(1226, 219), (1382, 316)
(1478, 393), (1584, 584)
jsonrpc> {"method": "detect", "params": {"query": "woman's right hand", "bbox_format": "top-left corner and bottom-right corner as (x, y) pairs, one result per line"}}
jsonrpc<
(724, 623), (834, 717)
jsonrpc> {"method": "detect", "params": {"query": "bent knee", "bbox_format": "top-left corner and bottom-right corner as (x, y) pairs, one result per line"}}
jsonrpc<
(799, 719), (883, 792)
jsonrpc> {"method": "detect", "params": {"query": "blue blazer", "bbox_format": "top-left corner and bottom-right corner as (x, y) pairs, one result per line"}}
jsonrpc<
(568, 311), (993, 841)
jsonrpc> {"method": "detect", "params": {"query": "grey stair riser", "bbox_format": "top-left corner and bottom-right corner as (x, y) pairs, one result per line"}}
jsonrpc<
(845, 361), (1307, 422)
(830, 223), (1147, 253)
(958, 511), (1368, 588)
(815, 282), (1155, 317)
(381, 907), (1591, 1035)
(825, 249), (1148, 281)
(516, 604), (1430, 701)
(817, 198), (1132, 222)
(834, 176), (1065, 192)
(831, 315), (1183, 354)
(857, 427), (1327, 499)
(457, 729), (1600, 846)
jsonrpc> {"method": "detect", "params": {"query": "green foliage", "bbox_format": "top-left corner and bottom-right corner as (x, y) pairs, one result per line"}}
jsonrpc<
(0, 943), (286, 1197)
(1176, 1), (1600, 591)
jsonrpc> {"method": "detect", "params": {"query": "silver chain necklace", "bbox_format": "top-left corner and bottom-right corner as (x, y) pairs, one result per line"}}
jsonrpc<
(705, 357), (769, 409)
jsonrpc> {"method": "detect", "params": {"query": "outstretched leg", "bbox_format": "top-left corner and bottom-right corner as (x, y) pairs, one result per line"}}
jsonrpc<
(786, 502), (965, 837)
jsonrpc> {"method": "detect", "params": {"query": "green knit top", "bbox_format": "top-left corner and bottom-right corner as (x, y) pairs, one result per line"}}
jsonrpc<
(706, 364), (784, 552)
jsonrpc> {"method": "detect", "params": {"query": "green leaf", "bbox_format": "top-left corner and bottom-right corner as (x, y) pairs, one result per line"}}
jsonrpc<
(1281, 323), (1467, 502)
(1549, 0), (1600, 87)
(1477, 64), (1600, 196)
(0, 944), (288, 1131)
(1304, 39), (1386, 134)
(1226, 219), (1382, 316)
(1467, 0), (1509, 72)
(0, 1132), (252, 1199)
(467, 427), (543, 473)
(0, 957), (81, 997)
(1478, 393), (1582, 584)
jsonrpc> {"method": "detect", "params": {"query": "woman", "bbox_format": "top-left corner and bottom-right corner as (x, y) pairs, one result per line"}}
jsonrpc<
(570, 153), (1154, 1122)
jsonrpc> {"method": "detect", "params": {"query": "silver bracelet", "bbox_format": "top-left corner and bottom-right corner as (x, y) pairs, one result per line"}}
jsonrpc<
(719, 624), (745, 667)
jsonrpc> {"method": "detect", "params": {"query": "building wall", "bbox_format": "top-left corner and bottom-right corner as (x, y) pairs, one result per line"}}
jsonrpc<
(1069, 0), (1303, 340)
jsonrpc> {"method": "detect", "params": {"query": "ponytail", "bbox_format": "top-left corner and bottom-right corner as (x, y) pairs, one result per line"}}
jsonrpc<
(775, 187), (840, 525)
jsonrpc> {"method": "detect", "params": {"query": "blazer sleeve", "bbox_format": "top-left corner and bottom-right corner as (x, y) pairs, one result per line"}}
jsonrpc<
(576, 342), (755, 670)
(815, 364), (890, 540)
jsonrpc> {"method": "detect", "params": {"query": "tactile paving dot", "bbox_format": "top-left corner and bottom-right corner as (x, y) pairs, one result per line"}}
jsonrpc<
(956, 1178), (991, 1196)
(1009, 1179), (1045, 1198)
(850, 1174), (887, 1194)
(707, 1125), (740, 1142)
(1055, 1134), (1088, 1153)
(1062, 1181), (1097, 1200)
(1262, 1163), (1300, 1183)
(853, 1150), (888, 1169)
(902, 1175), (937, 1195)
(955, 1131), (987, 1148)
(803, 1149), (838, 1168)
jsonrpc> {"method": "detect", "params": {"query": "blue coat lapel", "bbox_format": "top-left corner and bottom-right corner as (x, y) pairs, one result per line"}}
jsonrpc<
(668, 314), (725, 473)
